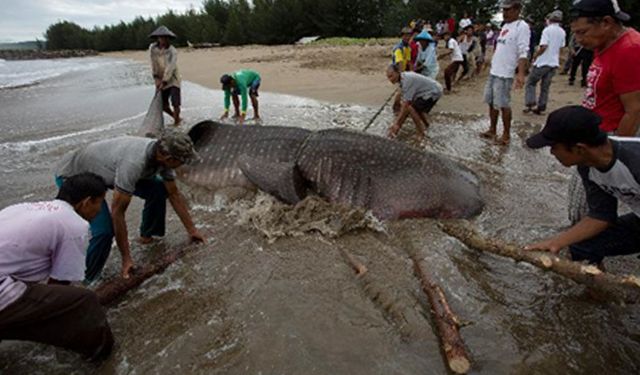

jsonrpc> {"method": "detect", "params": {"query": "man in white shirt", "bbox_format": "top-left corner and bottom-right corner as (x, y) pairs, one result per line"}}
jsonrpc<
(524, 10), (567, 115)
(480, 0), (531, 145)
(441, 31), (464, 92)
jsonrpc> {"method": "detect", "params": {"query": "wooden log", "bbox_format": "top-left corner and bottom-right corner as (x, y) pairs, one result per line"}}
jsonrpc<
(95, 245), (194, 306)
(411, 255), (471, 374)
(339, 246), (368, 276)
(440, 221), (640, 304)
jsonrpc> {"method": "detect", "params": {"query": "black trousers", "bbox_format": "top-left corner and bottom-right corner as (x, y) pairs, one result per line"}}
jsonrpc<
(0, 283), (114, 361)
(569, 49), (593, 84)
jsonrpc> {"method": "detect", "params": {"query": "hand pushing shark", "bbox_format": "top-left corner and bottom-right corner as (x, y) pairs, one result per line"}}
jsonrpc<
(177, 120), (483, 220)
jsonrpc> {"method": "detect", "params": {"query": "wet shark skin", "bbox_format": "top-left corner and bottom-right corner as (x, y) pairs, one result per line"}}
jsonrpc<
(180, 121), (484, 220)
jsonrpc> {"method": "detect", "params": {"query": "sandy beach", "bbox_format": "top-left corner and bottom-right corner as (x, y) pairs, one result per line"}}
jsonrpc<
(5, 42), (639, 375)
(106, 41), (585, 120)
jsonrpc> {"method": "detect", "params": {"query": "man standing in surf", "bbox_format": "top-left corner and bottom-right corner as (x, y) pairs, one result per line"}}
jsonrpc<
(149, 26), (182, 126)
(480, 0), (530, 145)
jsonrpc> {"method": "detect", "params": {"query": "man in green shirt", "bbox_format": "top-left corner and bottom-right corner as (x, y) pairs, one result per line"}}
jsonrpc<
(219, 69), (261, 125)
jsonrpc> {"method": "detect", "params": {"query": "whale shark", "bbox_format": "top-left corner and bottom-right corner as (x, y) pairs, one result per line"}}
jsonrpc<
(178, 121), (483, 220)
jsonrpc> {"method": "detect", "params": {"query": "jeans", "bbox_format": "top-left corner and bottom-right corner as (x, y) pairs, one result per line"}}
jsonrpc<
(570, 213), (640, 264)
(56, 176), (168, 281)
(525, 65), (556, 111)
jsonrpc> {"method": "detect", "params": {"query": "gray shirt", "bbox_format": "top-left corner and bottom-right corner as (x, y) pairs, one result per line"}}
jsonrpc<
(399, 72), (443, 102)
(56, 136), (175, 194)
(149, 43), (180, 88)
(578, 138), (640, 223)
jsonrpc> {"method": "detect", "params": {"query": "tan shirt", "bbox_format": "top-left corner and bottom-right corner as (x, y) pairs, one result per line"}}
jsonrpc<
(149, 43), (180, 88)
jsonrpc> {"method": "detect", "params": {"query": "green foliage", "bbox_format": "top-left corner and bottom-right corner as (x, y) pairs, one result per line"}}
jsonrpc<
(41, 0), (639, 51)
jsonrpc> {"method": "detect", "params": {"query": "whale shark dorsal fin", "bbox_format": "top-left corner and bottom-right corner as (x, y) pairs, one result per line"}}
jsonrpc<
(238, 155), (307, 204)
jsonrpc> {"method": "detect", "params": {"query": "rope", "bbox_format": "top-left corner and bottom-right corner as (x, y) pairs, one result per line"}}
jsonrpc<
(362, 89), (397, 132)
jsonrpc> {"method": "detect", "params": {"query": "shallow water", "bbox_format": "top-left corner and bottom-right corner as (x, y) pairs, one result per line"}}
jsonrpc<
(0, 58), (639, 374)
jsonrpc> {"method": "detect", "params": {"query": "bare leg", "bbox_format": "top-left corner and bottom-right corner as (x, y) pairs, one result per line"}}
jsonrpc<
(418, 111), (430, 129)
(163, 105), (175, 118)
(497, 107), (512, 145)
(407, 106), (427, 139)
(173, 106), (181, 125)
(480, 105), (498, 139)
(232, 95), (241, 118)
(250, 94), (260, 119)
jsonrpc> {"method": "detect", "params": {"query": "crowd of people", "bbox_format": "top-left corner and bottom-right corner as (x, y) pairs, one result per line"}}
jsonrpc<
(387, 0), (640, 270)
(0, 0), (639, 365)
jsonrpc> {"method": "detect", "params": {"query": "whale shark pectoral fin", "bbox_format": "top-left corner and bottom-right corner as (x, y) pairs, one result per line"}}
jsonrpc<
(238, 155), (307, 204)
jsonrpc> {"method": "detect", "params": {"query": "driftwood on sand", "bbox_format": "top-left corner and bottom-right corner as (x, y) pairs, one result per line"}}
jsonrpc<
(411, 255), (471, 374)
(440, 221), (640, 304)
(95, 245), (195, 306)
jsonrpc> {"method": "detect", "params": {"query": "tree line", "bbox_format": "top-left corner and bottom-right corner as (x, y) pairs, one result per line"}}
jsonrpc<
(44, 0), (639, 51)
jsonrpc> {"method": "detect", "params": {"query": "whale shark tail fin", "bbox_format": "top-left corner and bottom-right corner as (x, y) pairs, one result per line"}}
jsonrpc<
(138, 91), (165, 138)
(238, 155), (307, 204)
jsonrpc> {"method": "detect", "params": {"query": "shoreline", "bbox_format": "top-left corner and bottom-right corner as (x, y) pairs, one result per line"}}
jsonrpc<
(104, 43), (585, 123)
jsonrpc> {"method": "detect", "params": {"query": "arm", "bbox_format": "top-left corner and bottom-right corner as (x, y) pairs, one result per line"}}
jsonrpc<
(388, 101), (412, 137)
(161, 47), (178, 85)
(532, 44), (548, 62)
(111, 190), (134, 278)
(514, 22), (532, 89)
(221, 89), (231, 119)
(514, 58), (528, 89)
(524, 216), (610, 253)
(615, 91), (640, 136)
(164, 180), (206, 243)
(438, 48), (452, 60)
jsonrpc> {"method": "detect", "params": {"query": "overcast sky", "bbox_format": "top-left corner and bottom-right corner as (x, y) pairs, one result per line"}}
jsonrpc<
(0, 0), (200, 42)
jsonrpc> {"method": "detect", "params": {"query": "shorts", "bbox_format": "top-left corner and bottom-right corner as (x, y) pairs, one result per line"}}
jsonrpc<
(412, 97), (438, 113)
(484, 74), (513, 109)
(161, 86), (181, 108)
(232, 78), (261, 97)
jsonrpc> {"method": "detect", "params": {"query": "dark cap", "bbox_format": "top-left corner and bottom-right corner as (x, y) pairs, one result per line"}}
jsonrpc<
(570, 0), (630, 22)
(500, 0), (522, 9)
(526, 106), (606, 149)
(220, 74), (233, 89)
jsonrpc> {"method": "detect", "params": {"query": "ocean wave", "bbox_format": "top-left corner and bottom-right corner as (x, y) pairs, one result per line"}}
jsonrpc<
(0, 111), (146, 152)
(0, 58), (126, 89)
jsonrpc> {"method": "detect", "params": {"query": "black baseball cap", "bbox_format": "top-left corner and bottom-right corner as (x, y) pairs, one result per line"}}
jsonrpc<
(526, 106), (607, 149)
(570, 0), (630, 22)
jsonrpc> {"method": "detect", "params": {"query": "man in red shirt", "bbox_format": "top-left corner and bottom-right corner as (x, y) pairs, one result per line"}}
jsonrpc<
(571, 0), (640, 136)
(566, 0), (640, 223)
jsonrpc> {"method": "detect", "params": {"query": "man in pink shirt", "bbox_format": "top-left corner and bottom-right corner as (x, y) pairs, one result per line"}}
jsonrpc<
(0, 173), (113, 361)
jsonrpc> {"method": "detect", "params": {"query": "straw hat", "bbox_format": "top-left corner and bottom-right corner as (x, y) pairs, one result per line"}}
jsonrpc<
(149, 26), (177, 39)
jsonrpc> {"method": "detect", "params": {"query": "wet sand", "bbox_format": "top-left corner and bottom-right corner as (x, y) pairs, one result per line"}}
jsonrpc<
(3, 46), (639, 374)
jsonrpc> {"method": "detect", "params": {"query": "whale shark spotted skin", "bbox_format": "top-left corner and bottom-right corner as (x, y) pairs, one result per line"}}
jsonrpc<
(179, 121), (484, 220)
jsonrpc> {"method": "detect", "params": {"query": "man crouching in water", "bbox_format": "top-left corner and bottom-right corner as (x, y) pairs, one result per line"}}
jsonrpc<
(525, 106), (640, 269)
(0, 173), (114, 361)
(386, 63), (443, 142)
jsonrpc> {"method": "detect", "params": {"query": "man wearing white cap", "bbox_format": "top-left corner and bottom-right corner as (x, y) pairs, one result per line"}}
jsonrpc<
(524, 10), (567, 115)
